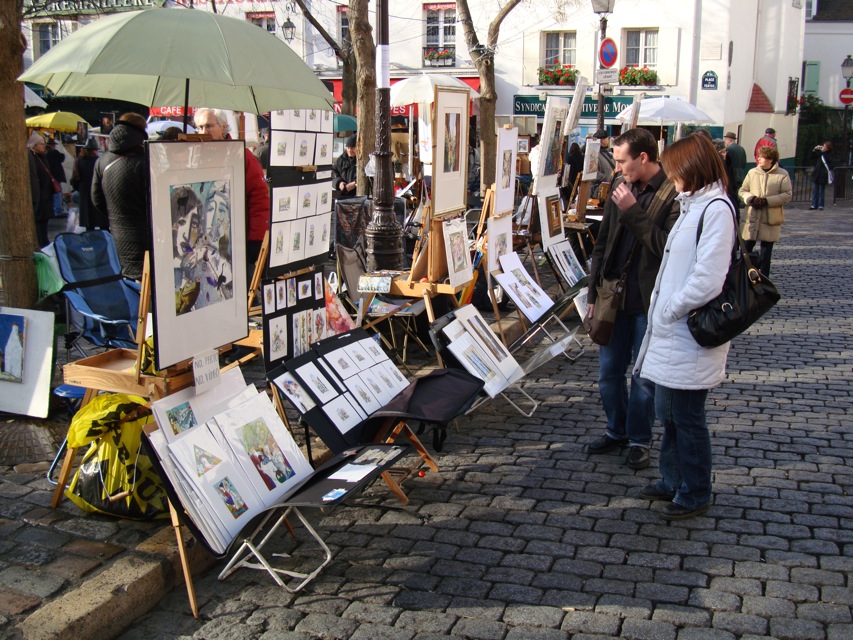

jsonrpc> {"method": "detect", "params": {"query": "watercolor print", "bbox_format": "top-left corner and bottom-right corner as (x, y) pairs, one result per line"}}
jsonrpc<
(214, 476), (249, 519)
(542, 108), (566, 176)
(170, 179), (234, 316)
(0, 313), (26, 383)
(268, 315), (288, 362)
(270, 130), (296, 166)
(287, 277), (297, 307)
(501, 150), (512, 189)
(273, 371), (316, 413)
(238, 418), (295, 491)
(443, 112), (461, 174)
(294, 133), (316, 167)
(165, 400), (197, 436)
(263, 282), (276, 315)
(193, 444), (222, 476)
(275, 279), (288, 310)
(314, 272), (324, 300)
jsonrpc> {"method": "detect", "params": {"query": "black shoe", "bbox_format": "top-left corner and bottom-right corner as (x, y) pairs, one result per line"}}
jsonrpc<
(639, 484), (675, 501)
(586, 436), (628, 454)
(626, 447), (650, 470)
(660, 502), (710, 521)
(809, 206), (816, 210)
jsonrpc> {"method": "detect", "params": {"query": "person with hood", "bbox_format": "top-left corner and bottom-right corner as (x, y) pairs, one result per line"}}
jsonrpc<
(27, 132), (53, 247)
(635, 133), (736, 521)
(333, 134), (358, 198)
(91, 112), (150, 279)
(72, 138), (107, 231)
(738, 145), (791, 276)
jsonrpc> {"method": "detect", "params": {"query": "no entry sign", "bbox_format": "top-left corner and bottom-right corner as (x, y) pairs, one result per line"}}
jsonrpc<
(840, 88), (853, 105)
(599, 38), (618, 68)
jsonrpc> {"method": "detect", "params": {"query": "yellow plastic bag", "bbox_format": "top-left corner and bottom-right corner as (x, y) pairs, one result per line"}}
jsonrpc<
(65, 393), (169, 519)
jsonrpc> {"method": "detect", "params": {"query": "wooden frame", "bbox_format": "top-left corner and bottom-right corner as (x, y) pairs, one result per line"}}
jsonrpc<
(432, 86), (470, 218)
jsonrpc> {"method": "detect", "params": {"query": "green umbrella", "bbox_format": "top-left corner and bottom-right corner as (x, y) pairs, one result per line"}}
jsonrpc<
(333, 113), (357, 132)
(18, 8), (333, 115)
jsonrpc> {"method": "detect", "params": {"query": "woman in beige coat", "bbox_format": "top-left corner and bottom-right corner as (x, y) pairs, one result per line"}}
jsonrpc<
(738, 146), (791, 276)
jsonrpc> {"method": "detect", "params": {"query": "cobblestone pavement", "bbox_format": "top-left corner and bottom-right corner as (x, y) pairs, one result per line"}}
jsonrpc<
(114, 204), (853, 639)
(1, 203), (851, 639)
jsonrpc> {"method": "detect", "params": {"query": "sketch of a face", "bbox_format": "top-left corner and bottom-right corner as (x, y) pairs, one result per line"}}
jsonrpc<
(171, 186), (201, 261)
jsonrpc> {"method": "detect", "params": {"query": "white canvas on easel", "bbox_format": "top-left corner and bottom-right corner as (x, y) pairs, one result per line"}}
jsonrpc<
(534, 97), (569, 195)
(486, 214), (513, 275)
(582, 139), (601, 182)
(442, 216), (473, 288)
(494, 127), (518, 216)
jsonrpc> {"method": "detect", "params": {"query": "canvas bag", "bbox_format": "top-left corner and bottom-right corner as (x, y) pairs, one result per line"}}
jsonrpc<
(821, 156), (834, 185)
(584, 240), (637, 346)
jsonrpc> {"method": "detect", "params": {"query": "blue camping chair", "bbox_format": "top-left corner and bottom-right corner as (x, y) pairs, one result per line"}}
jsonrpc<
(53, 230), (141, 358)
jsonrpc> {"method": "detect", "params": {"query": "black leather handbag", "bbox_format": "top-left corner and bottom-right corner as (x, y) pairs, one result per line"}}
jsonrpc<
(687, 199), (780, 348)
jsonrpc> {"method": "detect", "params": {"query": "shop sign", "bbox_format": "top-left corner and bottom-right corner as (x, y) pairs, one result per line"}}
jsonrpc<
(702, 71), (718, 90)
(513, 94), (634, 119)
(26, 0), (156, 17)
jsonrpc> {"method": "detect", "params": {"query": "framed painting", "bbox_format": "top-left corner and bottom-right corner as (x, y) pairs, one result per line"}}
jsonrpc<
(494, 127), (518, 216)
(517, 137), (530, 154)
(149, 140), (248, 370)
(538, 193), (564, 249)
(432, 86), (470, 217)
(0, 308), (53, 418)
(535, 97), (570, 193)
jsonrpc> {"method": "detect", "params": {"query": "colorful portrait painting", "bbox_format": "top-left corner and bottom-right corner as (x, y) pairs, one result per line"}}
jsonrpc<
(214, 477), (249, 519)
(238, 418), (295, 492)
(0, 313), (26, 384)
(449, 228), (467, 273)
(170, 179), (233, 316)
(546, 195), (562, 238)
(543, 109), (566, 176)
(443, 112), (461, 174)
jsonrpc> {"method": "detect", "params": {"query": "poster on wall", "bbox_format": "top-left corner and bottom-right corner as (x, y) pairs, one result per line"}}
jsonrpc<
(494, 126), (518, 217)
(149, 140), (248, 370)
(432, 87), (470, 217)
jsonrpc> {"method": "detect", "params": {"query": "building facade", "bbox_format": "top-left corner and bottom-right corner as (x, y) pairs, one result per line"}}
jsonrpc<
(22, 0), (808, 161)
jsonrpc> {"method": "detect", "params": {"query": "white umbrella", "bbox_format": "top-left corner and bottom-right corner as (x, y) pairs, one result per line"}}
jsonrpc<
(616, 97), (714, 126)
(390, 73), (480, 107)
(146, 120), (196, 136)
(23, 84), (47, 108)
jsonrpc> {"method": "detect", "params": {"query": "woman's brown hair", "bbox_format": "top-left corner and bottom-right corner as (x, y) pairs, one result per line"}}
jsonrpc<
(661, 134), (729, 194)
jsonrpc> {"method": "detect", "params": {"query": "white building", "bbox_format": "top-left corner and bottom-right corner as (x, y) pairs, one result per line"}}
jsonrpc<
(23, 0), (807, 161)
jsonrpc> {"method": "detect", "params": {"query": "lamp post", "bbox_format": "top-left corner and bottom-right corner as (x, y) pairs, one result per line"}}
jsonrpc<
(842, 55), (853, 165)
(282, 18), (296, 43)
(365, 0), (403, 270)
(592, 0), (616, 133)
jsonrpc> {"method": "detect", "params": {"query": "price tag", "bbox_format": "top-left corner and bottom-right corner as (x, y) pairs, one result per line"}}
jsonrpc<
(193, 349), (220, 394)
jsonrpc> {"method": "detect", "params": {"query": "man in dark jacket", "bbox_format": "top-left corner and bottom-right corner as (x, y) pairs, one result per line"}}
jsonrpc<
(810, 141), (833, 210)
(27, 132), (53, 247)
(45, 138), (67, 216)
(586, 128), (680, 470)
(333, 134), (358, 199)
(91, 112), (150, 280)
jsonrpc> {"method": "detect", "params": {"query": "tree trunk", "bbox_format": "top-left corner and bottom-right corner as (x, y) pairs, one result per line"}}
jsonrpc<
(291, 0), (357, 116)
(0, 0), (39, 308)
(349, 0), (375, 196)
(456, 0), (522, 198)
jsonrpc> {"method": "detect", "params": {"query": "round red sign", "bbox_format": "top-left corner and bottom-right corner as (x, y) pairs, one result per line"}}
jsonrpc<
(599, 38), (618, 69)
(840, 88), (853, 105)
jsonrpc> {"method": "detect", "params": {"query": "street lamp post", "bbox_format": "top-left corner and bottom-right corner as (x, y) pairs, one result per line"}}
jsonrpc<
(842, 55), (853, 166)
(365, 0), (403, 270)
(592, 0), (616, 133)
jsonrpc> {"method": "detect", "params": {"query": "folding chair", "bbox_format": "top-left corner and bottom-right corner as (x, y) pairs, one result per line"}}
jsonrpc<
(53, 230), (141, 359)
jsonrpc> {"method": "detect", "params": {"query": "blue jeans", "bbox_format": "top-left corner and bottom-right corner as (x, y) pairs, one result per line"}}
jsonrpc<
(53, 191), (64, 216)
(598, 311), (655, 446)
(654, 385), (712, 509)
(811, 183), (825, 209)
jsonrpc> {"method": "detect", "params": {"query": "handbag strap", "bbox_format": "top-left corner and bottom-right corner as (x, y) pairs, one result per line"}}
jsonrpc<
(695, 197), (763, 283)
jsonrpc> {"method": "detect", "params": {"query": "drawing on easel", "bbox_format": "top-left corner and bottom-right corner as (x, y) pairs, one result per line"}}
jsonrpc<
(542, 108), (566, 176)
(442, 217), (473, 288)
(487, 214), (513, 274)
(583, 139), (601, 181)
(494, 126), (518, 216)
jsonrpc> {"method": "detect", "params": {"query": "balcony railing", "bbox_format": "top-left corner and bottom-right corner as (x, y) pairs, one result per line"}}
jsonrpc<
(423, 46), (455, 67)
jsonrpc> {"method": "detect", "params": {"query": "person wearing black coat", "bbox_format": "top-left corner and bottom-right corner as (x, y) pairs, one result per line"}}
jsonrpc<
(72, 138), (107, 230)
(91, 113), (150, 279)
(810, 141), (833, 211)
(332, 134), (358, 199)
(45, 138), (67, 215)
(27, 132), (53, 247)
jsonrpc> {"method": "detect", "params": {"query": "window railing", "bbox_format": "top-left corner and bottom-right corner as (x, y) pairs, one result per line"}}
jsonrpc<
(423, 46), (455, 67)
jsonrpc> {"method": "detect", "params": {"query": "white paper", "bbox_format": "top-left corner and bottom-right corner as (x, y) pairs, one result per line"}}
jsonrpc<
(443, 216), (473, 288)
(496, 253), (553, 323)
(328, 463), (377, 483)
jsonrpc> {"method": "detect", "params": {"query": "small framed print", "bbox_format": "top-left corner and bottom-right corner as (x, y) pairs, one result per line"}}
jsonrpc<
(317, 182), (333, 212)
(306, 108), (322, 132)
(517, 137), (530, 154)
(433, 86), (470, 217)
(267, 315), (288, 362)
(271, 130), (296, 166)
(297, 184), (317, 219)
(293, 133), (316, 167)
(275, 279), (287, 310)
(272, 185), (299, 222)
(314, 272), (324, 300)
(263, 282), (276, 314)
(298, 278), (313, 300)
(289, 219), (306, 262)
(287, 278), (297, 307)
(314, 133), (334, 166)
(269, 221), (291, 269)
(289, 109), (307, 131)
(320, 109), (334, 133)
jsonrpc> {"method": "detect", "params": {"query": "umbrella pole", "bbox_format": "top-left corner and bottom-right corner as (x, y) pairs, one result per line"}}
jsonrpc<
(183, 79), (190, 133)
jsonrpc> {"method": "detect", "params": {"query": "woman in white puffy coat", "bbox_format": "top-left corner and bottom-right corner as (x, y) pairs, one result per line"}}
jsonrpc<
(634, 134), (736, 521)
